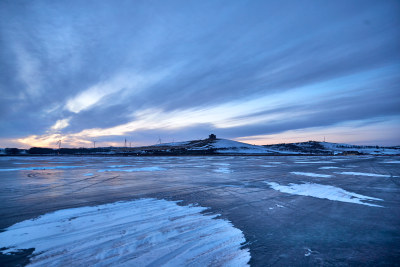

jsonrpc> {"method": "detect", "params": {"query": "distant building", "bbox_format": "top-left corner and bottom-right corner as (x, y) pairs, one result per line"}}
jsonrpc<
(209, 134), (216, 140)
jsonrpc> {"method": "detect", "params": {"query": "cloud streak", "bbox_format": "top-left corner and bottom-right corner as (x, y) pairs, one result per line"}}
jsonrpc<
(1, 0), (399, 148)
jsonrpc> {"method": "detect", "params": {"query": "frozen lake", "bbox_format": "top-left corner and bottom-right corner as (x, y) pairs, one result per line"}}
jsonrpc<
(0, 155), (399, 266)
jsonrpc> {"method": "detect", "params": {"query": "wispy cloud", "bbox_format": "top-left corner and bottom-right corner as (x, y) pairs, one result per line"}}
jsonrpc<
(1, 0), (399, 147)
(13, 44), (43, 98)
(50, 118), (71, 131)
(65, 69), (173, 113)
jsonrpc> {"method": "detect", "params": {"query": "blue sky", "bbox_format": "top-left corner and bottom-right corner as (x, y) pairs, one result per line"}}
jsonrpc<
(0, 0), (399, 148)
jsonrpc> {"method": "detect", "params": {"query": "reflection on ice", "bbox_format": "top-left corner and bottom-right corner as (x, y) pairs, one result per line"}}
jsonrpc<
(97, 167), (166, 172)
(0, 198), (250, 266)
(107, 165), (135, 168)
(0, 166), (84, 172)
(294, 161), (335, 164)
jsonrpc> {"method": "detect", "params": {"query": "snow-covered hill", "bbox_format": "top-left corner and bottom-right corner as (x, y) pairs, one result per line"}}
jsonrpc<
(133, 139), (400, 156)
(189, 139), (275, 154)
(320, 142), (399, 155)
(5, 138), (398, 156)
(264, 141), (400, 155)
(140, 138), (275, 155)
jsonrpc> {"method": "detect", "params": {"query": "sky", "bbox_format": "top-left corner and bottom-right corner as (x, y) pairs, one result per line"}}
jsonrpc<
(0, 0), (399, 148)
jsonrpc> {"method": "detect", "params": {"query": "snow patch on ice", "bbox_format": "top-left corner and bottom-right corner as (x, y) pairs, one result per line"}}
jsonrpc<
(319, 166), (340, 170)
(265, 182), (383, 207)
(382, 160), (400, 164)
(97, 167), (166, 172)
(337, 172), (395, 178)
(268, 204), (284, 210)
(83, 173), (94, 176)
(304, 248), (313, 257)
(214, 167), (232, 174)
(261, 165), (277, 168)
(291, 172), (332, 178)
(0, 198), (250, 266)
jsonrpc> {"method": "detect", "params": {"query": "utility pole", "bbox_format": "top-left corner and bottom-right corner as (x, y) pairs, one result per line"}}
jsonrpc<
(56, 140), (61, 155)
(93, 141), (96, 149)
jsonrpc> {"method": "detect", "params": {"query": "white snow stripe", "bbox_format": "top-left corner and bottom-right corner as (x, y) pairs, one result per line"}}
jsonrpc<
(265, 182), (383, 207)
(337, 172), (394, 178)
(291, 172), (332, 178)
(0, 198), (250, 266)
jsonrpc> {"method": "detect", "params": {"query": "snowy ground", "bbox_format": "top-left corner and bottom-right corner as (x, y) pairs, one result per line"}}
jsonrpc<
(0, 155), (399, 266)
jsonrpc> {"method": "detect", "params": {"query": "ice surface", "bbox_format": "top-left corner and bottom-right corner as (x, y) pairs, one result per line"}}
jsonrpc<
(291, 172), (332, 178)
(294, 161), (335, 164)
(213, 163), (230, 166)
(319, 166), (340, 169)
(97, 167), (166, 172)
(107, 165), (135, 168)
(265, 182), (383, 207)
(0, 198), (250, 266)
(337, 172), (394, 178)
(1, 155), (399, 266)
(0, 166), (84, 172)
